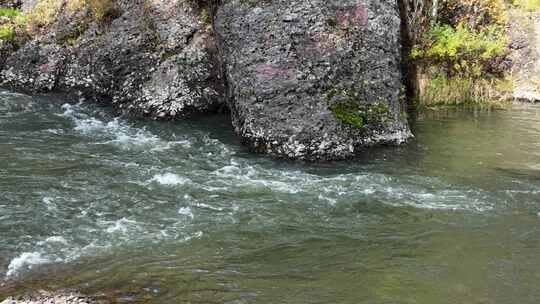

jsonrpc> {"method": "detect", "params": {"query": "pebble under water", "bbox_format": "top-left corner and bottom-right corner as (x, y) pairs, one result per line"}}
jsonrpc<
(1, 90), (540, 303)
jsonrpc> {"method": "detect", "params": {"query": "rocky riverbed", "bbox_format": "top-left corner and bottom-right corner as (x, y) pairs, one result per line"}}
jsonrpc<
(1, 291), (100, 304)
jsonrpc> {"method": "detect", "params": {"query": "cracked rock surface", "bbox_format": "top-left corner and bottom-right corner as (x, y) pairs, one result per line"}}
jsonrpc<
(1, 0), (224, 118)
(509, 10), (540, 103)
(215, 0), (412, 160)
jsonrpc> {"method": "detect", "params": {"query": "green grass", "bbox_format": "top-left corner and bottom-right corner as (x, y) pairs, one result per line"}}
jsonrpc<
(0, 24), (15, 42)
(411, 23), (508, 78)
(417, 74), (512, 108)
(0, 8), (22, 19)
(87, 0), (120, 22)
(514, 0), (540, 11)
(27, 0), (63, 29)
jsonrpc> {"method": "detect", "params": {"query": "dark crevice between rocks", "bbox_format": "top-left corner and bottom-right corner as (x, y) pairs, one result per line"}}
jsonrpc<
(397, 0), (418, 113)
(205, 0), (231, 115)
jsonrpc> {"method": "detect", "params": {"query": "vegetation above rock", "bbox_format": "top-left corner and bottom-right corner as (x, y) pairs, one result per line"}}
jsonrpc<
(0, 7), (27, 45)
(404, 0), (536, 106)
(411, 23), (507, 78)
(513, 0), (540, 11)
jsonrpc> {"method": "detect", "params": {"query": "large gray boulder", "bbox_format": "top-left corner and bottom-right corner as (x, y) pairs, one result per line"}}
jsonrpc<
(1, 0), (224, 118)
(215, 0), (412, 160)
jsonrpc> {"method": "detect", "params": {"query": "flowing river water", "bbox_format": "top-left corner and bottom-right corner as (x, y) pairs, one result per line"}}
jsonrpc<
(1, 89), (540, 303)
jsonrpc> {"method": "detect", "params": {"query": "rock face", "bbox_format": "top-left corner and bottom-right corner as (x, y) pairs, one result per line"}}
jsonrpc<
(0, 0), (23, 8)
(0, 0), (412, 160)
(1, 0), (224, 118)
(508, 10), (540, 103)
(215, 0), (411, 160)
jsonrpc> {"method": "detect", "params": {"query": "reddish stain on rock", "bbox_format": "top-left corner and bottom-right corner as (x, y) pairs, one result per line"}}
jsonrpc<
(256, 63), (294, 80)
(354, 4), (369, 25)
(306, 32), (339, 56)
(338, 3), (368, 28)
(39, 63), (55, 73)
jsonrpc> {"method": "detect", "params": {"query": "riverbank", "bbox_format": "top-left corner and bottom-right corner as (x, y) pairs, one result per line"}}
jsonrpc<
(406, 2), (540, 107)
(1, 291), (100, 304)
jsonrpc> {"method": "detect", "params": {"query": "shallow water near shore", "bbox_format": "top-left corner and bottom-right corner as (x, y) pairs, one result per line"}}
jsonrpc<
(1, 89), (540, 303)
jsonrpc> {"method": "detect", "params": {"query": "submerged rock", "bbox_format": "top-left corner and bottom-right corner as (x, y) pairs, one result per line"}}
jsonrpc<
(0, 291), (102, 304)
(215, 0), (412, 160)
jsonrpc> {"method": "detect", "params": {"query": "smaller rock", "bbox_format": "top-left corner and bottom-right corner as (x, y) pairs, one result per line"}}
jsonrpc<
(282, 13), (299, 22)
(0, 291), (102, 304)
(514, 90), (540, 103)
(509, 36), (528, 50)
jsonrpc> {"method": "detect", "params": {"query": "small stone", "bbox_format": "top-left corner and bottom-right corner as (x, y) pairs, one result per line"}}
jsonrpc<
(282, 13), (299, 22)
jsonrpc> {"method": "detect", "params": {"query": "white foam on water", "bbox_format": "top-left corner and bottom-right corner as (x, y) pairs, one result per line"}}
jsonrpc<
(178, 207), (194, 219)
(212, 162), (300, 194)
(44, 236), (69, 245)
(202, 136), (234, 157)
(6, 252), (50, 278)
(283, 165), (491, 211)
(59, 103), (76, 116)
(318, 194), (337, 206)
(150, 140), (192, 152)
(42, 197), (57, 211)
(206, 157), (494, 212)
(45, 128), (63, 135)
(255, 179), (300, 194)
(60, 103), (189, 152)
(183, 231), (203, 242)
(74, 117), (108, 134)
(105, 218), (137, 234)
(150, 173), (190, 186)
(194, 202), (226, 212)
(35, 236), (70, 248)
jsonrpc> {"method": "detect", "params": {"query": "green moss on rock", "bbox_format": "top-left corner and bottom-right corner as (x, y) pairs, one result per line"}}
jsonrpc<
(330, 102), (366, 128)
(0, 24), (16, 42)
(330, 102), (390, 129)
(326, 87), (391, 129)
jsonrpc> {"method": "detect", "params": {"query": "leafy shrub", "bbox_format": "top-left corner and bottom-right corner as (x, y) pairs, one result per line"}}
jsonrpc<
(29, 0), (119, 30)
(408, 0), (514, 105)
(0, 8), (27, 45)
(87, 0), (120, 22)
(0, 24), (15, 42)
(0, 8), (22, 19)
(438, 0), (508, 29)
(66, 0), (88, 12)
(513, 0), (540, 11)
(412, 23), (508, 78)
(27, 0), (63, 29)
